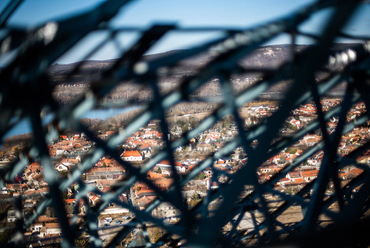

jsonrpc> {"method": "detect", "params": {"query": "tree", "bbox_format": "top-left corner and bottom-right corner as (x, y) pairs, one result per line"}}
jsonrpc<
(62, 191), (70, 199)
(189, 192), (201, 207)
(0, 228), (14, 245)
(194, 173), (206, 180)
(148, 227), (163, 244)
(222, 117), (231, 129)
(289, 149), (297, 154)
(279, 155), (286, 164)
(189, 116), (200, 130)
(181, 124), (188, 134)
(75, 234), (89, 248)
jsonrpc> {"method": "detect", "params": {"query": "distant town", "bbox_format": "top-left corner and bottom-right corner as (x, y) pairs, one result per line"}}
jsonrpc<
(0, 97), (367, 246)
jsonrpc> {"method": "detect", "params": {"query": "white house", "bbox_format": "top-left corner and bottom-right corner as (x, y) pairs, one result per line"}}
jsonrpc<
(56, 163), (69, 172)
(121, 150), (143, 161)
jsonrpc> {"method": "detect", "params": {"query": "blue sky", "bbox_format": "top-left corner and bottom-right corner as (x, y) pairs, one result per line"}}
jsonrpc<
(1, 0), (369, 64)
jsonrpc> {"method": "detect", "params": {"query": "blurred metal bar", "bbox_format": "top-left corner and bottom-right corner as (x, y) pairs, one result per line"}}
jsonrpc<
(0, 0), (23, 28)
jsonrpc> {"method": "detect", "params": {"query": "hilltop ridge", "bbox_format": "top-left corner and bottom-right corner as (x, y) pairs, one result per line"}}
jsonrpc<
(50, 43), (357, 104)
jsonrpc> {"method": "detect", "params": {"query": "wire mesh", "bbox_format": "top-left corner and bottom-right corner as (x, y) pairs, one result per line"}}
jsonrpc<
(0, 0), (370, 247)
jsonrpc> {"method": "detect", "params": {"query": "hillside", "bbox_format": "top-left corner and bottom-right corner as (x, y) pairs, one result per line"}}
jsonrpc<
(49, 44), (355, 104)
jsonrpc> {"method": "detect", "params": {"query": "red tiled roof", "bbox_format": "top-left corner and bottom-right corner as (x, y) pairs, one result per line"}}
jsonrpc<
(157, 160), (182, 167)
(45, 223), (60, 229)
(301, 170), (318, 178)
(349, 168), (363, 176)
(294, 178), (306, 184)
(121, 150), (141, 157)
(64, 199), (75, 204)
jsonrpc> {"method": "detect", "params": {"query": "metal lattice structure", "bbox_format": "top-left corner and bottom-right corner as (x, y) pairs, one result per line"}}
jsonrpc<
(0, 0), (370, 247)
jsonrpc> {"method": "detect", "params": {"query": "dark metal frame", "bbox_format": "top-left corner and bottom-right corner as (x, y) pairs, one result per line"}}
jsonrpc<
(0, 0), (369, 247)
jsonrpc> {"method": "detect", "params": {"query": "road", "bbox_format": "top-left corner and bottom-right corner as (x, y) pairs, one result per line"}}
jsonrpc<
(98, 216), (133, 246)
(127, 188), (133, 208)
